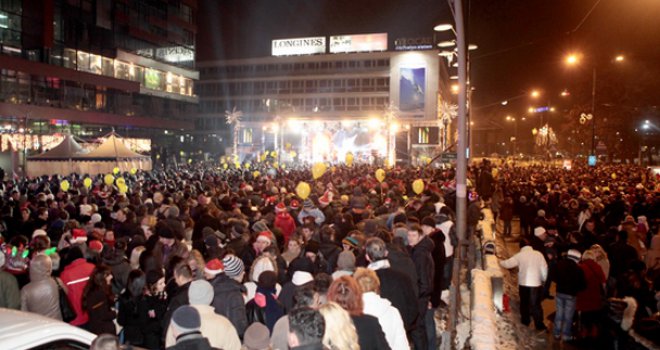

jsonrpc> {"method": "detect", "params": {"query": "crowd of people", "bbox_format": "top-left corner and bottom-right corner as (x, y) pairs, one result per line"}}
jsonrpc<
(0, 160), (657, 349)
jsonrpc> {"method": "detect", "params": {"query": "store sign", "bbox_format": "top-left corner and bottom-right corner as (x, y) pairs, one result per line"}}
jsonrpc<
(156, 46), (194, 63)
(272, 37), (326, 56)
(329, 33), (387, 53)
(394, 37), (433, 51)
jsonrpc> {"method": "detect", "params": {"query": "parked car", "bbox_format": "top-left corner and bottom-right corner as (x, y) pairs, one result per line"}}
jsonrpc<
(0, 308), (96, 349)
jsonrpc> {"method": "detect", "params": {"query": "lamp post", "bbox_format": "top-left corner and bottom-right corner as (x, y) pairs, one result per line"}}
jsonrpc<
(565, 53), (624, 158)
(505, 115), (518, 155)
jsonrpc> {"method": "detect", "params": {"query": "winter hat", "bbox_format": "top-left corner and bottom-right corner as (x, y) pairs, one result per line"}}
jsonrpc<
(567, 249), (582, 262)
(222, 254), (244, 278)
(291, 271), (314, 286)
(533, 227), (547, 238)
(288, 256), (315, 275)
(256, 231), (274, 244)
(88, 240), (104, 253)
(32, 229), (48, 239)
(171, 305), (201, 334)
(90, 213), (102, 224)
(342, 237), (359, 250)
(188, 279), (214, 306)
(421, 217), (436, 228)
(243, 323), (271, 350)
(537, 209), (546, 218)
(167, 206), (180, 219)
(337, 251), (356, 271)
(204, 258), (224, 276)
(275, 202), (287, 213)
(71, 228), (87, 243)
(289, 199), (300, 210)
(146, 269), (164, 286)
(318, 194), (330, 207)
(303, 199), (315, 210)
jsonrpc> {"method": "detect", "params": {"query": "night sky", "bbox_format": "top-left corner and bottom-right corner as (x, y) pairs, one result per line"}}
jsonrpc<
(197, 0), (660, 129)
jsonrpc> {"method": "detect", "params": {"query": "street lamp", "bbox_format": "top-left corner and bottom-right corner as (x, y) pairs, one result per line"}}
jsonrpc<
(530, 89), (541, 99)
(565, 53), (625, 158)
(506, 115), (518, 155)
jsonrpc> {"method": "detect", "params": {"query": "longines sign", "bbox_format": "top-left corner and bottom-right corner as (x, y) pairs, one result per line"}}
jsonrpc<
(272, 37), (326, 56)
(394, 37), (433, 51)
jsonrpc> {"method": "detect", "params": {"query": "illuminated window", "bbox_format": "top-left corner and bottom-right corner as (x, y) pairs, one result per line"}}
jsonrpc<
(418, 127), (430, 144)
(242, 128), (253, 144)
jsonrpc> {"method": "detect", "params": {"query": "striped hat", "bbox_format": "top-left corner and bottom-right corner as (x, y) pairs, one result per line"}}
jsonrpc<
(222, 254), (244, 278)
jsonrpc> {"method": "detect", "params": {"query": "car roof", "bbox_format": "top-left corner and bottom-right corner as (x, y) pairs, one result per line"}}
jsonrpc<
(0, 308), (96, 349)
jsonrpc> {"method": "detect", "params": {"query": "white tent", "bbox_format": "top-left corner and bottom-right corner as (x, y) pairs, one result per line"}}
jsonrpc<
(27, 133), (152, 177)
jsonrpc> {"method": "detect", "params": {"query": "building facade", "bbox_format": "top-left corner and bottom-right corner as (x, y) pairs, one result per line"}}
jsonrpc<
(196, 35), (455, 165)
(0, 0), (199, 173)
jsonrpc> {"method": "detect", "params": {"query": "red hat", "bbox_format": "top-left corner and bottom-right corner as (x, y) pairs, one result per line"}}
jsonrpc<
(204, 258), (224, 275)
(72, 228), (87, 243)
(275, 202), (287, 213)
(290, 199), (300, 210)
(88, 240), (103, 253)
(256, 231), (274, 243)
(319, 194), (330, 207)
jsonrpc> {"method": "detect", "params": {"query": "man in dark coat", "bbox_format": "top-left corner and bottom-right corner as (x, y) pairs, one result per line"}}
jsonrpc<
(163, 262), (194, 333)
(551, 249), (586, 341)
(206, 258), (248, 338)
(407, 224), (434, 350)
(167, 306), (220, 350)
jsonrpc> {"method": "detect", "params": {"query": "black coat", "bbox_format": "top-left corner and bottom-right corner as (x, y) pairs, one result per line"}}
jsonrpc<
(85, 289), (116, 336)
(374, 263), (420, 330)
(209, 273), (248, 337)
(553, 258), (586, 296)
(163, 281), (190, 332)
(429, 229), (447, 307)
(166, 333), (220, 350)
(408, 236), (435, 299)
(352, 314), (391, 350)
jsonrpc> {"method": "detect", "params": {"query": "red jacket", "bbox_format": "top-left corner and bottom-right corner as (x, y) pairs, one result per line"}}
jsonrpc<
(274, 213), (296, 243)
(576, 259), (606, 312)
(60, 258), (95, 326)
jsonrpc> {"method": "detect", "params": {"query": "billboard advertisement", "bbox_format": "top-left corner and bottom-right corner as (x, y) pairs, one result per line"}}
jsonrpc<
(272, 37), (326, 56)
(329, 33), (388, 53)
(399, 67), (425, 112)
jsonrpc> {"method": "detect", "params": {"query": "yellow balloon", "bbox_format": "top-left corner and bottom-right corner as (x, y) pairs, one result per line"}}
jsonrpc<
(261, 154), (267, 162)
(234, 162), (241, 169)
(83, 177), (92, 189)
(188, 159), (192, 164)
(223, 163), (228, 169)
(253, 171), (261, 178)
(271, 151), (278, 158)
(331, 166), (337, 173)
(312, 162), (327, 180)
(130, 168), (137, 175)
(492, 168), (499, 178)
(244, 163), (251, 169)
(113, 167), (120, 175)
(611, 173), (617, 180)
(285, 143), (292, 151)
(281, 164), (286, 169)
(412, 179), (425, 195)
(60, 180), (70, 192)
(290, 151), (297, 158)
(345, 152), (354, 166)
(375, 169), (386, 183)
(104, 174), (115, 186)
(296, 182), (311, 200)
(118, 183), (127, 194)
(273, 161), (279, 169)
(384, 158), (391, 169)
(116, 177), (126, 187)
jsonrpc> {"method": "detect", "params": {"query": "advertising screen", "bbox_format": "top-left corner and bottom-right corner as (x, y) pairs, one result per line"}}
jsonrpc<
(399, 67), (425, 112)
(329, 33), (387, 53)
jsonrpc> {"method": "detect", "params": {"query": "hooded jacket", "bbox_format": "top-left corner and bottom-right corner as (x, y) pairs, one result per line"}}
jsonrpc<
(21, 255), (61, 320)
(60, 257), (95, 326)
(274, 212), (296, 243)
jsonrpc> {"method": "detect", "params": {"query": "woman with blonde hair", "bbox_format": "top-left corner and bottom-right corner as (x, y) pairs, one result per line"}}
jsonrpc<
(327, 276), (390, 350)
(318, 301), (360, 350)
(353, 268), (409, 350)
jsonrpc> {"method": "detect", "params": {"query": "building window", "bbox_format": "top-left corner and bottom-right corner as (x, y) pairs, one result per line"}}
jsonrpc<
(242, 128), (253, 144)
(418, 127), (430, 144)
